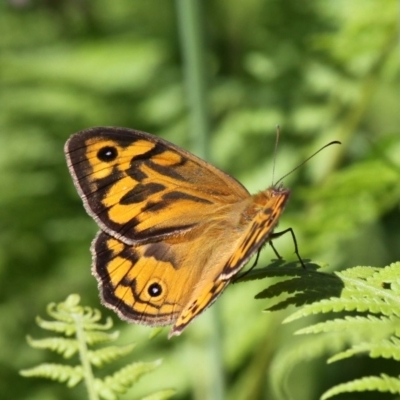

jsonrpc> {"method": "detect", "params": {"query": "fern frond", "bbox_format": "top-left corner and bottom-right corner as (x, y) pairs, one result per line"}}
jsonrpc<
(95, 360), (162, 400)
(26, 336), (79, 358)
(295, 315), (397, 338)
(20, 364), (83, 387)
(41, 294), (114, 336)
(269, 261), (400, 399)
(85, 330), (120, 346)
(36, 316), (77, 336)
(328, 337), (400, 363)
(89, 344), (136, 367)
(239, 260), (344, 313)
(22, 295), (171, 399)
(46, 294), (85, 322)
(83, 317), (114, 332)
(321, 374), (400, 400)
(284, 263), (400, 323)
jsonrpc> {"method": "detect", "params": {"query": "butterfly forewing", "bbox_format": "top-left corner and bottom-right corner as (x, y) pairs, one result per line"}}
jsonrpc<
(65, 127), (249, 245)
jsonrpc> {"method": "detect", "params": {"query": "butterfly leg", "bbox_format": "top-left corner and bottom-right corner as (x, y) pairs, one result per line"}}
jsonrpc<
(252, 249), (261, 269)
(269, 241), (282, 259)
(270, 227), (306, 268)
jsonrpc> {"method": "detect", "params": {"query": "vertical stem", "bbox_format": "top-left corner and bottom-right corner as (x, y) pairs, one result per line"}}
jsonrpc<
(175, 0), (210, 159)
(175, 1), (225, 400)
(74, 313), (99, 400)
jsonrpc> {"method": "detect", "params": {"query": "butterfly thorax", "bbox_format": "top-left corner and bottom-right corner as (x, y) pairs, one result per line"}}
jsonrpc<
(252, 186), (291, 212)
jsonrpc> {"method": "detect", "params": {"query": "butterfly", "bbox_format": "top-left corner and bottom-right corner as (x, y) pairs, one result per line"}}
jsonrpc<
(65, 126), (293, 338)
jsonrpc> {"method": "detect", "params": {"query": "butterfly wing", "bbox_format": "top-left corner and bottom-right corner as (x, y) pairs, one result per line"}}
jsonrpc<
(92, 231), (194, 326)
(66, 126), (291, 337)
(92, 221), (240, 327)
(92, 186), (290, 337)
(170, 186), (290, 336)
(65, 127), (250, 245)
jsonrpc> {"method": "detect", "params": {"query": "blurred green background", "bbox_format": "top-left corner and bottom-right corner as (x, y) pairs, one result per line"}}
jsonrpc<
(1, 0), (399, 399)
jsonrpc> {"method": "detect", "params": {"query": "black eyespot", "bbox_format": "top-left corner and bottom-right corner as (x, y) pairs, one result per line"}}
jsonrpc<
(97, 146), (118, 162)
(148, 282), (162, 297)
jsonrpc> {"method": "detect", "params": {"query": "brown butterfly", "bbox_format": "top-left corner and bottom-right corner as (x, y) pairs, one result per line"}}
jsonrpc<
(65, 127), (293, 337)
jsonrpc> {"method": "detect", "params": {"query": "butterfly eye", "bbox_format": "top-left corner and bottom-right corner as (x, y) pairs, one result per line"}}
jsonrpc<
(97, 146), (118, 162)
(147, 282), (164, 298)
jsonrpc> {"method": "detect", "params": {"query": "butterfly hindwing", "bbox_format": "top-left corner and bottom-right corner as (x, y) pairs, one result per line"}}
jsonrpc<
(91, 220), (241, 330)
(92, 231), (199, 326)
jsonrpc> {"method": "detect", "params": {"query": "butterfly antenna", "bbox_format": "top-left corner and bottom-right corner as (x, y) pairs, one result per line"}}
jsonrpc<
(274, 140), (341, 186)
(271, 125), (281, 185)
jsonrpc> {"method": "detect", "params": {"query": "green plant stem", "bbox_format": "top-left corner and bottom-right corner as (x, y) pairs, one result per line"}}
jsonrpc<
(73, 312), (99, 400)
(175, 1), (225, 400)
(175, 0), (210, 159)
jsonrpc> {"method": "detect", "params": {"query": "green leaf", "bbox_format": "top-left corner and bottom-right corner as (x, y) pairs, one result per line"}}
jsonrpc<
(95, 360), (162, 400)
(21, 295), (169, 399)
(35, 316), (77, 336)
(272, 262), (400, 399)
(295, 315), (397, 338)
(85, 330), (120, 346)
(328, 337), (400, 363)
(26, 336), (79, 358)
(237, 260), (344, 312)
(88, 344), (136, 367)
(20, 364), (83, 387)
(321, 374), (400, 399)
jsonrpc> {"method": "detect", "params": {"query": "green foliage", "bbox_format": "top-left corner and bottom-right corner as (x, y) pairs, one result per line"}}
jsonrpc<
(321, 374), (400, 400)
(0, 1), (399, 399)
(20, 295), (174, 400)
(238, 260), (344, 310)
(248, 261), (400, 399)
